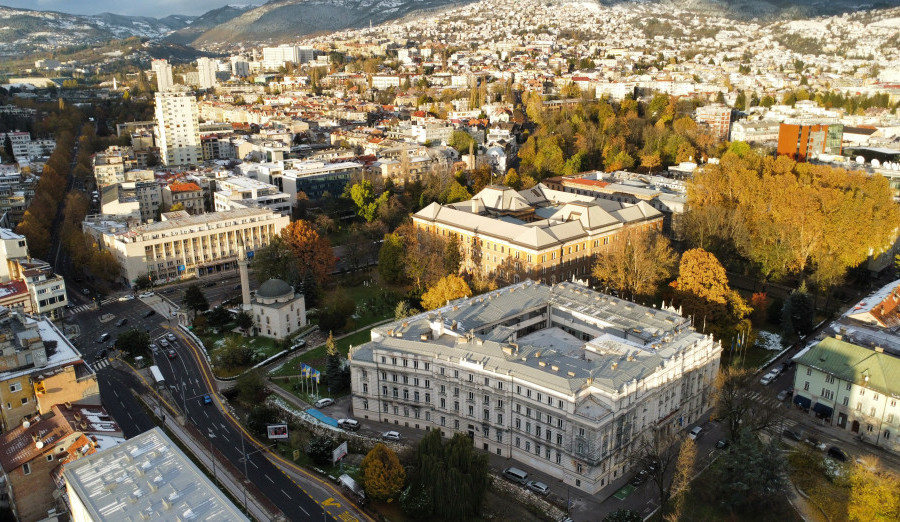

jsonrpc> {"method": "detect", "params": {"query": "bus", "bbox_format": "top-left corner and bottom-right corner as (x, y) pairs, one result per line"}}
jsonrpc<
(149, 365), (165, 389)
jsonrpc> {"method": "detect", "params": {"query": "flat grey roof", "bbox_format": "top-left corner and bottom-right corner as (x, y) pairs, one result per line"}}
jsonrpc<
(62, 427), (248, 522)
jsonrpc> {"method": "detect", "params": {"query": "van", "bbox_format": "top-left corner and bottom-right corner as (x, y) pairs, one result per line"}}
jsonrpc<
(502, 467), (529, 484)
(338, 474), (366, 504)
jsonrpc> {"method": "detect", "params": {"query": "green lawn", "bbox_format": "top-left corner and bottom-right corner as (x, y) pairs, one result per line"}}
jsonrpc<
(272, 329), (371, 378)
(199, 325), (286, 378)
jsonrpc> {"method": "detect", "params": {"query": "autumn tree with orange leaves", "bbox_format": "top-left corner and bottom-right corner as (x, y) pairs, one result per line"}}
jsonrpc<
(280, 220), (335, 283)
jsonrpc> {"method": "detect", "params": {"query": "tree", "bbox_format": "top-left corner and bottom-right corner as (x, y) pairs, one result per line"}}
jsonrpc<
(378, 233), (406, 284)
(348, 180), (389, 222)
(448, 130), (475, 154)
(215, 335), (255, 370)
(444, 234), (462, 275)
(115, 329), (150, 360)
(207, 306), (232, 329)
(306, 435), (335, 466)
(183, 284), (209, 316)
(669, 438), (697, 522)
(782, 282), (813, 338)
(281, 220), (336, 283)
(401, 430), (488, 520)
(133, 273), (156, 290)
(2, 135), (14, 162)
(671, 248), (750, 341)
(421, 275), (472, 310)
(324, 332), (350, 393)
(235, 311), (253, 332)
(712, 430), (786, 512)
(848, 460), (900, 521)
(394, 300), (418, 320)
(361, 443), (406, 502)
(629, 428), (683, 516)
(592, 228), (677, 300)
(235, 370), (266, 405)
(317, 291), (355, 333)
(603, 510), (642, 522)
(251, 235), (300, 286)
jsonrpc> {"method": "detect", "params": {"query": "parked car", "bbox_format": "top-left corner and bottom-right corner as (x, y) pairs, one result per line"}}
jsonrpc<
(769, 366), (781, 377)
(782, 428), (804, 442)
(96, 333), (110, 343)
(381, 431), (401, 442)
(138, 292), (154, 298)
(337, 419), (360, 431)
(760, 372), (777, 385)
(502, 467), (529, 484)
(526, 480), (550, 496)
(688, 426), (703, 440)
(630, 469), (650, 486)
(827, 446), (849, 462)
(314, 398), (334, 408)
(776, 389), (791, 401)
(166, 333), (176, 342)
(202, 394), (212, 405)
(715, 439), (729, 449)
(166, 349), (177, 359)
(115, 318), (128, 327)
(149, 343), (158, 353)
(159, 339), (169, 348)
(143, 309), (156, 318)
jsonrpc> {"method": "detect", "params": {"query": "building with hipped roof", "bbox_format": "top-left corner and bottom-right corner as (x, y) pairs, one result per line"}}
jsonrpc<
(412, 184), (663, 285)
(791, 279), (900, 454)
(350, 280), (721, 494)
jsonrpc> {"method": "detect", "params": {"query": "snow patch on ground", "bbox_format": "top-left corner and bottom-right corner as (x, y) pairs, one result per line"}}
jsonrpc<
(756, 330), (783, 351)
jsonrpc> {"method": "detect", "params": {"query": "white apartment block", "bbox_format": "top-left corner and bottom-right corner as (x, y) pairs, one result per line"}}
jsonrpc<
(154, 91), (201, 167)
(371, 75), (402, 90)
(0, 132), (54, 160)
(230, 56), (251, 77)
(213, 176), (291, 216)
(349, 281), (722, 494)
(0, 228), (67, 319)
(83, 208), (288, 285)
(151, 59), (174, 92)
(197, 57), (218, 90)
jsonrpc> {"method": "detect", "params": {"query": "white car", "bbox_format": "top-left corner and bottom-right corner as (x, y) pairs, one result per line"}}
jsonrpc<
(760, 372), (777, 385)
(159, 339), (169, 348)
(118, 295), (135, 302)
(381, 431), (401, 442)
(314, 398), (334, 408)
(166, 333), (176, 342)
(526, 480), (550, 496)
(688, 426), (703, 440)
(139, 292), (154, 298)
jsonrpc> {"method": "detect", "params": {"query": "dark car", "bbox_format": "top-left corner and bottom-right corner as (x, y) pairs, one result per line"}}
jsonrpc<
(827, 446), (849, 462)
(144, 309), (156, 318)
(782, 428), (803, 442)
(202, 394), (212, 405)
(94, 349), (107, 361)
(204, 281), (216, 288)
(630, 469), (649, 486)
(166, 349), (177, 359)
(115, 318), (128, 327)
(715, 439), (729, 449)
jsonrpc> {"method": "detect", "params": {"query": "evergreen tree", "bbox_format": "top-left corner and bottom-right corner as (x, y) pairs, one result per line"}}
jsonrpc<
(183, 284), (209, 317)
(782, 282), (813, 338)
(2, 135), (14, 162)
(444, 234), (462, 275)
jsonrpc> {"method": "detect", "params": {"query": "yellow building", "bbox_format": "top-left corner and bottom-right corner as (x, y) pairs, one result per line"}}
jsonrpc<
(413, 185), (663, 285)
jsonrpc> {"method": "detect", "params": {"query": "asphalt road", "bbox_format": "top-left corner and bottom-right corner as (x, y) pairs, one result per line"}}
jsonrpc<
(66, 299), (334, 522)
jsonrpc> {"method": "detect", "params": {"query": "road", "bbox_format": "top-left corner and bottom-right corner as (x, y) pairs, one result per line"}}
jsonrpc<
(66, 298), (364, 522)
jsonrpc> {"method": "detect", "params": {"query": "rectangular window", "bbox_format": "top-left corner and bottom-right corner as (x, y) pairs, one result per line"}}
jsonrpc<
(22, 463), (30, 475)
(807, 368), (812, 376)
(804, 382), (810, 391)
(9, 382), (21, 393)
(497, 413), (503, 424)
(496, 431), (503, 443)
(440, 398), (446, 408)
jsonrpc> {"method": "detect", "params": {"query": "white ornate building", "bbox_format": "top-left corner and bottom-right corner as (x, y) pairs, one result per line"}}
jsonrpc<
(349, 281), (721, 494)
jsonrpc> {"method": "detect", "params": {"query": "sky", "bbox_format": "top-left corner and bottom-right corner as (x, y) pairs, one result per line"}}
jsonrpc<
(3, 1), (263, 17)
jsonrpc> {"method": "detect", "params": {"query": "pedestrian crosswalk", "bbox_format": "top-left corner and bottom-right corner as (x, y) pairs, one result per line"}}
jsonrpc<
(91, 358), (111, 371)
(69, 296), (119, 314)
(746, 390), (785, 410)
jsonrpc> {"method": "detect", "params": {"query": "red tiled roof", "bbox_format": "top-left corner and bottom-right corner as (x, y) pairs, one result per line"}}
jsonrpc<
(168, 182), (201, 192)
(563, 178), (610, 188)
(0, 412), (73, 472)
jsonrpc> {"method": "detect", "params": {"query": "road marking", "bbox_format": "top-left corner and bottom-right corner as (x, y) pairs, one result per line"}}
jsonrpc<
(323, 498), (341, 507)
(281, 489), (290, 498)
(250, 459), (258, 469)
(203, 410), (209, 419)
(113, 390), (119, 398)
(265, 474), (274, 483)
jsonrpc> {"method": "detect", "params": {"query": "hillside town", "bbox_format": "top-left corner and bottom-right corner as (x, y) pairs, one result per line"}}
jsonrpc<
(0, 0), (897, 521)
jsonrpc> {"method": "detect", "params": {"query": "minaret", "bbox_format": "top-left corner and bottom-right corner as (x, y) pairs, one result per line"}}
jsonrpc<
(238, 236), (251, 310)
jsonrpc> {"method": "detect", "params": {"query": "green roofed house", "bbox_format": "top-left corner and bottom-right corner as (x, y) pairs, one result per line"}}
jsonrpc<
(791, 336), (900, 454)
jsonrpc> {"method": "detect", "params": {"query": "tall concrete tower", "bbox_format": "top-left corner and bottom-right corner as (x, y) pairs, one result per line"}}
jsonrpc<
(238, 236), (252, 311)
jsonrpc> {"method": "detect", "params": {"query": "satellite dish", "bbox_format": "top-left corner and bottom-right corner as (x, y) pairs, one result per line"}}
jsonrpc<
(893, 163), (899, 171)
(22, 420), (30, 429)
(35, 441), (44, 449)
(872, 159), (881, 167)
(856, 156), (865, 164)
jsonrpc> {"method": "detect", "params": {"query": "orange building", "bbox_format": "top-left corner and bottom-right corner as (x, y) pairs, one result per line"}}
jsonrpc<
(777, 123), (843, 162)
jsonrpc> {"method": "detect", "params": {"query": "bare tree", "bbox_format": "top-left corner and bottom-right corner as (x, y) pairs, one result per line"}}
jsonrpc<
(628, 428), (684, 516)
(710, 366), (783, 442)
